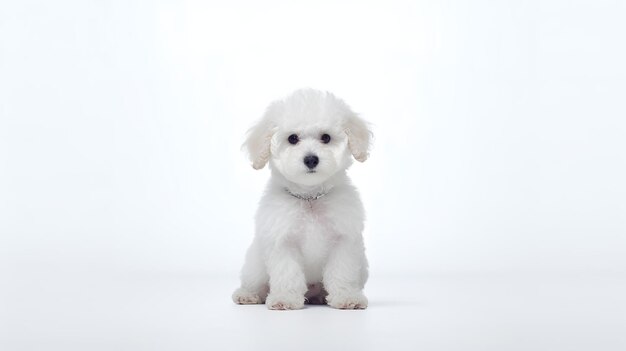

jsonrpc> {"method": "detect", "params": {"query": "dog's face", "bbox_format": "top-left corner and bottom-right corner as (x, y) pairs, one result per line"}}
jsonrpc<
(244, 89), (371, 186)
(270, 123), (351, 186)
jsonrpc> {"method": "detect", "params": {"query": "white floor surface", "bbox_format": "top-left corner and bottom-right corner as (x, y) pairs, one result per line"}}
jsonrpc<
(2, 267), (625, 351)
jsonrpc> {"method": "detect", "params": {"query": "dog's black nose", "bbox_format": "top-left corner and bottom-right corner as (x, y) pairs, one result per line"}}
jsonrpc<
(303, 155), (319, 169)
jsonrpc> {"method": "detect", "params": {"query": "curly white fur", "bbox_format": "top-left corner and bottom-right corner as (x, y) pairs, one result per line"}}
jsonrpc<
(232, 88), (372, 310)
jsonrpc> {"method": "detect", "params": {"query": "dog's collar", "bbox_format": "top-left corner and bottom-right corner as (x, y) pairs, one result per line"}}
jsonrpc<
(284, 187), (330, 201)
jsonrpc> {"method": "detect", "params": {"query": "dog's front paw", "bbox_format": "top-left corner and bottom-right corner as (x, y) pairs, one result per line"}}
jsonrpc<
(232, 288), (264, 305)
(265, 293), (305, 310)
(327, 292), (368, 310)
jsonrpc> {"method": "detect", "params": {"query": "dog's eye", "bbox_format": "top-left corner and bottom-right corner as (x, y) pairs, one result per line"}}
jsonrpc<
(321, 134), (331, 144)
(288, 134), (299, 145)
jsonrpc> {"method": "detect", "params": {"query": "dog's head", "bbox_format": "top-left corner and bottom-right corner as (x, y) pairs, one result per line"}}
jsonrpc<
(243, 89), (371, 186)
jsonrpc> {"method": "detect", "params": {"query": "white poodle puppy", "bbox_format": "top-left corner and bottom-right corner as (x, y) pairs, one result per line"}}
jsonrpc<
(232, 88), (372, 310)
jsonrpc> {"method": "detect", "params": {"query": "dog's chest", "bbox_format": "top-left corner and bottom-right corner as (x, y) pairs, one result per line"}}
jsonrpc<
(294, 201), (337, 278)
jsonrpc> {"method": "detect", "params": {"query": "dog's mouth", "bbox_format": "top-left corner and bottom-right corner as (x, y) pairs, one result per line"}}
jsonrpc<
(306, 170), (317, 174)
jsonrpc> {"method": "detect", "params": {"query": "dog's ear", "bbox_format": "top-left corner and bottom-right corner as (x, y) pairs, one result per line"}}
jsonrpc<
(243, 109), (277, 170)
(344, 114), (372, 162)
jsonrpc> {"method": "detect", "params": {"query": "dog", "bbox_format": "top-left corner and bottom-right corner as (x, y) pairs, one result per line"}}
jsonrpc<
(232, 88), (372, 310)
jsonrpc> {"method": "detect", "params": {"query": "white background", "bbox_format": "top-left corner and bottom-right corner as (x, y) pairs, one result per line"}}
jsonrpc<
(1, 1), (625, 350)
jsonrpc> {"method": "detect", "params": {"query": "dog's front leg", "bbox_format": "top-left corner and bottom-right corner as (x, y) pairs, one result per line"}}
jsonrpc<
(265, 243), (307, 310)
(323, 237), (369, 309)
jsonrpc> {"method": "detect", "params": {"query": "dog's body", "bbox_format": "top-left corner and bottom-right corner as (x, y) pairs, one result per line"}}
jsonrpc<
(232, 89), (371, 310)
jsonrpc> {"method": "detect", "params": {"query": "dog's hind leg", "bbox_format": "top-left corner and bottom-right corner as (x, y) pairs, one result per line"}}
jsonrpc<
(232, 239), (269, 305)
(304, 283), (328, 305)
